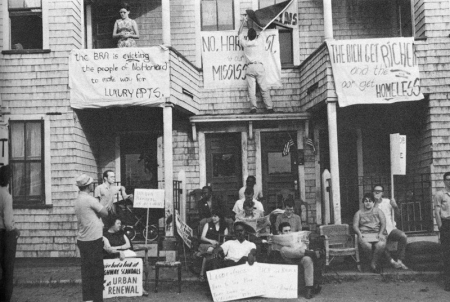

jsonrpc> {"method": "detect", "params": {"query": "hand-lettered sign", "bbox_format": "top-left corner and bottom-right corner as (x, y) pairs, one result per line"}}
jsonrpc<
(206, 263), (297, 302)
(326, 37), (423, 107)
(103, 258), (143, 298)
(201, 30), (281, 89)
(133, 189), (165, 208)
(69, 47), (169, 109)
(175, 210), (193, 248)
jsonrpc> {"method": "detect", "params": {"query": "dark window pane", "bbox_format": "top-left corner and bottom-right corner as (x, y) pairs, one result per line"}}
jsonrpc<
(268, 152), (291, 174)
(213, 153), (236, 177)
(10, 14), (43, 49)
(11, 123), (24, 159)
(279, 29), (293, 65)
(12, 162), (26, 197)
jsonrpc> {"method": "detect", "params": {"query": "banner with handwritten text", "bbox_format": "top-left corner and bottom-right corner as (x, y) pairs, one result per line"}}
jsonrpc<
(206, 263), (297, 302)
(175, 210), (193, 248)
(69, 47), (169, 109)
(326, 38), (423, 107)
(103, 258), (143, 298)
(201, 30), (281, 89)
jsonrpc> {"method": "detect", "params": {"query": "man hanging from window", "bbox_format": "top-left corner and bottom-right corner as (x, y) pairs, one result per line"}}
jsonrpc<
(238, 16), (274, 114)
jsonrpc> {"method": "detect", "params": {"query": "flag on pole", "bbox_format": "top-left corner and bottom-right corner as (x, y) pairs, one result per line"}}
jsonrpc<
(282, 138), (295, 156)
(246, 0), (295, 31)
(306, 138), (316, 154)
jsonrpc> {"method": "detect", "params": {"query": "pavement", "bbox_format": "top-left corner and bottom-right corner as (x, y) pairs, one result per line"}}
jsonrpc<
(12, 256), (443, 286)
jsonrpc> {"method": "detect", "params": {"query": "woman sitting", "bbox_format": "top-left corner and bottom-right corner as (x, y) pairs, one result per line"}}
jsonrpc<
(199, 208), (228, 254)
(353, 193), (387, 273)
(103, 216), (134, 260)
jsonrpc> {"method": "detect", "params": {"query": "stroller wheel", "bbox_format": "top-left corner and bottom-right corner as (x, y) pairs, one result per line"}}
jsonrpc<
(123, 226), (136, 241)
(142, 225), (158, 242)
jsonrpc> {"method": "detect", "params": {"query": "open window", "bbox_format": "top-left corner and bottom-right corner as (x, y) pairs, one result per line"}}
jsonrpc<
(201, 0), (235, 31)
(3, 0), (49, 52)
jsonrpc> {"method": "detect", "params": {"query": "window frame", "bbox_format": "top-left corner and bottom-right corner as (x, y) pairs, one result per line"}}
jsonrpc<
(200, 0), (236, 31)
(2, 0), (50, 53)
(8, 115), (51, 208)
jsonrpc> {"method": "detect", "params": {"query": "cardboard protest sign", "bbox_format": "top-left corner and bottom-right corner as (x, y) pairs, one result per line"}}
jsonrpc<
(326, 37), (423, 107)
(133, 189), (164, 208)
(206, 263), (298, 302)
(201, 29), (281, 89)
(69, 47), (169, 109)
(175, 210), (193, 248)
(390, 133), (406, 175)
(103, 258), (143, 298)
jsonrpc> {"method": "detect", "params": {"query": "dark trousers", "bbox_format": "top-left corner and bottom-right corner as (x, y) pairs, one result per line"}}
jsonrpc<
(440, 219), (450, 283)
(77, 238), (104, 302)
(210, 256), (248, 270)
(0, 230), (17, 302)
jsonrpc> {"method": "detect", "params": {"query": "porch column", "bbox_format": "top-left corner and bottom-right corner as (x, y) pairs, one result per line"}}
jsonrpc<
(162, 0), (171, 45)
(164, 103), (174, 236)
(327, 101), (341, 224)
(323, 0), (333, 40)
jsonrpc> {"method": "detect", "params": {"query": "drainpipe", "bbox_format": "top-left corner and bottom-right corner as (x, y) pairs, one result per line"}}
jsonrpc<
(162, 0), (171, 45)
(323, 0), (333, 40)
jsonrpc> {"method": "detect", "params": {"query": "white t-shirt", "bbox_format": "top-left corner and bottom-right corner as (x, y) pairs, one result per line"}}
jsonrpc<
(221, 239), (256, 262)
(376, 198), (396, 234)
(233, 198), (264, 215)
(238, 185), (263, 200)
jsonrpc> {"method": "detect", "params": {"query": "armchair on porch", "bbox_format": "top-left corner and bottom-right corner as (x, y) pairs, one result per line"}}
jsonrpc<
(319, 224), (361, 272)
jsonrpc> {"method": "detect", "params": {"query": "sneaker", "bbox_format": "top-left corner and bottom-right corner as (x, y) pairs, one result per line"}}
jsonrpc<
(250, 108), (257, 114)
(397, 259), (408, 270)
(142, 289), (149, 296)
(390, 259), (402, 269)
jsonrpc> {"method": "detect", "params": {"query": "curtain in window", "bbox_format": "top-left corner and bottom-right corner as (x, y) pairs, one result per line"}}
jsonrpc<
(11, 123), (24, 160)
(26, 122), (41, 160)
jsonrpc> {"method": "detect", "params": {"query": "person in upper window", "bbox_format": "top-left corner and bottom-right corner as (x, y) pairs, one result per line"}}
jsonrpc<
(238, 16), (274, 114)
(238, 176), (263, 201)
(113, 2), (139, 48)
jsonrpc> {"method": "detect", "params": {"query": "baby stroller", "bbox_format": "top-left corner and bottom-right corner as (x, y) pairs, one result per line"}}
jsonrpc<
(116, 198), (159, 242)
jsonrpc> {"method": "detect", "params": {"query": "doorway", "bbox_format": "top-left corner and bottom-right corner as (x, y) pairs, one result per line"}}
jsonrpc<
(261, 132), (299, 212)
(205, 133), (242, 216)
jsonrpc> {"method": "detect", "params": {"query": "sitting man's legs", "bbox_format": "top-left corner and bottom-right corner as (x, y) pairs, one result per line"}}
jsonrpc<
(300, 256), (314, 288)
(386, 229), (408, 269)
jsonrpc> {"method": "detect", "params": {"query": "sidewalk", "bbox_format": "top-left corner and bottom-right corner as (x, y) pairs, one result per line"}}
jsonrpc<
(13, 257), (443, 286)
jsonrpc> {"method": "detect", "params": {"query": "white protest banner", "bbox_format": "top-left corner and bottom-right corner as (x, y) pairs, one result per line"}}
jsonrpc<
(103, 258), (142, 298)
(258, 263), (298, 299)
(206, 263), (297, 301)
(69, 47), (169, 109)
(326, 37), (423, 107)
(133, 189), (165, 208)
(0, 125), (8, 166)
(201, 29), (281, 89)
(175, 210), (193, 248)
(206, 263), (264, 302)
(390, 133), (407, 175)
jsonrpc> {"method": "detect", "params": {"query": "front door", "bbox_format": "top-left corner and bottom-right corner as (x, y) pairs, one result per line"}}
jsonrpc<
(261, 132), (298, 212)
(206, 133), (242, 217)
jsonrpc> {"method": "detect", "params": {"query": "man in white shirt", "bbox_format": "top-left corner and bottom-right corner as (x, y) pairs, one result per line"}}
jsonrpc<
(373, 184), (408, 269)
(233, 187), (264, 218)
(238, 16), (274, 114)
(238, 176), (263, 201)
(94, 170), (132, 219)
(212, 221), (257, 268)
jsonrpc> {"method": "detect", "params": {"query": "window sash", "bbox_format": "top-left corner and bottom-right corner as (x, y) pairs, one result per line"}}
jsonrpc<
(8, 0), (41, 10)
(201, 0), (234, 31)
(10, 120), (44, 205)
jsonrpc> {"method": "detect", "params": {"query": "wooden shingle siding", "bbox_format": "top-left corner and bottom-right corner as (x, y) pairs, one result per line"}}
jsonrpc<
(171, 0), (196, 62)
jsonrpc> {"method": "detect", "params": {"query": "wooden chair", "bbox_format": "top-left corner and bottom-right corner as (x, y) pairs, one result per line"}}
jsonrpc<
(319, 224), (361, 272)
(154, 236), (182, 293)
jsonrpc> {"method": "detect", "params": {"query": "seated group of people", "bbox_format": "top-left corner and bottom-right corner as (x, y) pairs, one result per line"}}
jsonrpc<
(353, 185), (408, 273)
(195, 176), (322, 299)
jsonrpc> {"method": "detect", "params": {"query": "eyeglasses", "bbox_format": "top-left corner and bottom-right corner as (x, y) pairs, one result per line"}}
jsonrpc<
(373, 190), (383, 193)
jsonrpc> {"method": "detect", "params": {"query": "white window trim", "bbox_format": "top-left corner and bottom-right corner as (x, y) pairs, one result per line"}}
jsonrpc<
(8, 114), (51, 205)
(2, 0), (50, 50)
